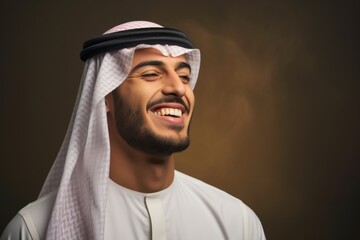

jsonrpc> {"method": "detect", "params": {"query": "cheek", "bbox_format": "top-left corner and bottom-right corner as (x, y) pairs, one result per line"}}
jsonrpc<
(186, 88), (195, 110)
(120, 88), (154, 112)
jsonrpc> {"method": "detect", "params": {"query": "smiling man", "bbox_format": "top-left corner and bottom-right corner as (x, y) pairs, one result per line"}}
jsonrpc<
(1, 21), (265, 240)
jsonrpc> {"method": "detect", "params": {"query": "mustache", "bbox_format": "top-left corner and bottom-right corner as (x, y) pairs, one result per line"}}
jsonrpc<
(146, 96), (189, 113)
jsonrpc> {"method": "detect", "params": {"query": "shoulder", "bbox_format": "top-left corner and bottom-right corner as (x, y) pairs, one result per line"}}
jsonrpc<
(175, 170), (244, 204)
(175, 171), (266, 239)
(1, 190), (57, 240)
(0, 214), (32, 240)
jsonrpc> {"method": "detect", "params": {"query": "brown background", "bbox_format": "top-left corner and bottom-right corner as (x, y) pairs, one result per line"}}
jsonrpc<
(1, 0), (359, 239)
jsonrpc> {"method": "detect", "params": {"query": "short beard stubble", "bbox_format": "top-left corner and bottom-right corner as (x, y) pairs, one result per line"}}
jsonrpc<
(112, 90), (190, 157)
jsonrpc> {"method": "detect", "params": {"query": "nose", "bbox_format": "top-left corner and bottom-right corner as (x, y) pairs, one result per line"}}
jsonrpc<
(161, 71), (186, 97)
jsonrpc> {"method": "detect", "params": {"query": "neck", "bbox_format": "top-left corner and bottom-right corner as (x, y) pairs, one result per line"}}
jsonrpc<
(109, 134), (175, 193)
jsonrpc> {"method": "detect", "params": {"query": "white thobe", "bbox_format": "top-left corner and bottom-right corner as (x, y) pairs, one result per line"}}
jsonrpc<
(1, 171), (265, 240)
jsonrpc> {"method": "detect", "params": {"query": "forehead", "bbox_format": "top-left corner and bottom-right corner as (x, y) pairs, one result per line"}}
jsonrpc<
(131, 48), (188, 68)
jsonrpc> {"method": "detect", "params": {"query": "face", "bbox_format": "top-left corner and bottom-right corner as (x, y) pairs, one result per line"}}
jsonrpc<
(110, 48), (195, 156)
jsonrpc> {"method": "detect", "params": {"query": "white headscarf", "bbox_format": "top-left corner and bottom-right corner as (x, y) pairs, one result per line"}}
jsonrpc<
(39, 21), (200, 240)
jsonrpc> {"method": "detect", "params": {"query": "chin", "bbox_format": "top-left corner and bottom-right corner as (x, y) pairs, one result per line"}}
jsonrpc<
(127, 127), (190, 156)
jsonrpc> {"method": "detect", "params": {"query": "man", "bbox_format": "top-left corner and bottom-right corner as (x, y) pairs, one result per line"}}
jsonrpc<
(1, 21), (265, 240)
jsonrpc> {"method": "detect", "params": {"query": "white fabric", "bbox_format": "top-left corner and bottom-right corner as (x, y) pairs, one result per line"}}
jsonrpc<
(37, 21), (200, 240)
(1, 190), (57, 240)
(1, 171), (265, 240)
(97, 171), (266, 240)
(0, 215), (32, 240)
(144, 196), (167, 240)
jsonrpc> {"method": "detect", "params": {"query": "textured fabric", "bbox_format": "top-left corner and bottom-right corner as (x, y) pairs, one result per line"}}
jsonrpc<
(37, 21), (200, 240)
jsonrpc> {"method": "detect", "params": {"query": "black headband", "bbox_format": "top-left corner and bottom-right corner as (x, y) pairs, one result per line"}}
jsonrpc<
(80, 27), (194, 61)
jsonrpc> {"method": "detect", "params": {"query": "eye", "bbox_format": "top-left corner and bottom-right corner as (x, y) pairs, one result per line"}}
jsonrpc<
(140, 71), (163, 81)
(179, 74), (191, 84)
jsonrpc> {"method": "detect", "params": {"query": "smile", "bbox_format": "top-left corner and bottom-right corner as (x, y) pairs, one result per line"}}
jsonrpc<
(148, 102), (187, 126)
(148, 102), (187, 117)
(153, 108), (182, 117)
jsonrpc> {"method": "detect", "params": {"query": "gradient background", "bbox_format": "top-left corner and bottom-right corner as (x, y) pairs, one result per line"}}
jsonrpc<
(0, 1), (359, 239)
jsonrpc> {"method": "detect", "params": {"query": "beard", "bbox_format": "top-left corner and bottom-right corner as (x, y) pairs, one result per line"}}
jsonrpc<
(112, 90), (190, 156)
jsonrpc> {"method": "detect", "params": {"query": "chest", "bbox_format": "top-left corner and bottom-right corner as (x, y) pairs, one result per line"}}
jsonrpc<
(104, 185), (228, 240)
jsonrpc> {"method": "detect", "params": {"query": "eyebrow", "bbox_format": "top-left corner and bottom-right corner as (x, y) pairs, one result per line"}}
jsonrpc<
(131, 60), (191, 73)
(176, 62), (191, 72)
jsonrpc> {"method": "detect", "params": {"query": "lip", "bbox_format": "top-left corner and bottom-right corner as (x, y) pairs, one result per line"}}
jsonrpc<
(150, 112), (185, 125)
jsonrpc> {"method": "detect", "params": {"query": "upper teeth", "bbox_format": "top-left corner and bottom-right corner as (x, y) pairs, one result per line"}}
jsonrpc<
(154, 108), (182, 117)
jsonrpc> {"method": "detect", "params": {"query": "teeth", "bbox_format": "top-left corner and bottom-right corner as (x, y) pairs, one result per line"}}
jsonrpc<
(175, 109), (181, 116)
(154, 108), (182, 117)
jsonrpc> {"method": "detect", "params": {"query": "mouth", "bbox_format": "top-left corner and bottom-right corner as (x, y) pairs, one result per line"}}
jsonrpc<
(149, 103), (186, 118)
(153, 107), (183, 118)
(148, 102), (188, 127)
(147, 96), (189, 117)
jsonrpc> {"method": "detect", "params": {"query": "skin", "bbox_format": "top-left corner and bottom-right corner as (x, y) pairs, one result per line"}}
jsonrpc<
(105, 48), (195, 193)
